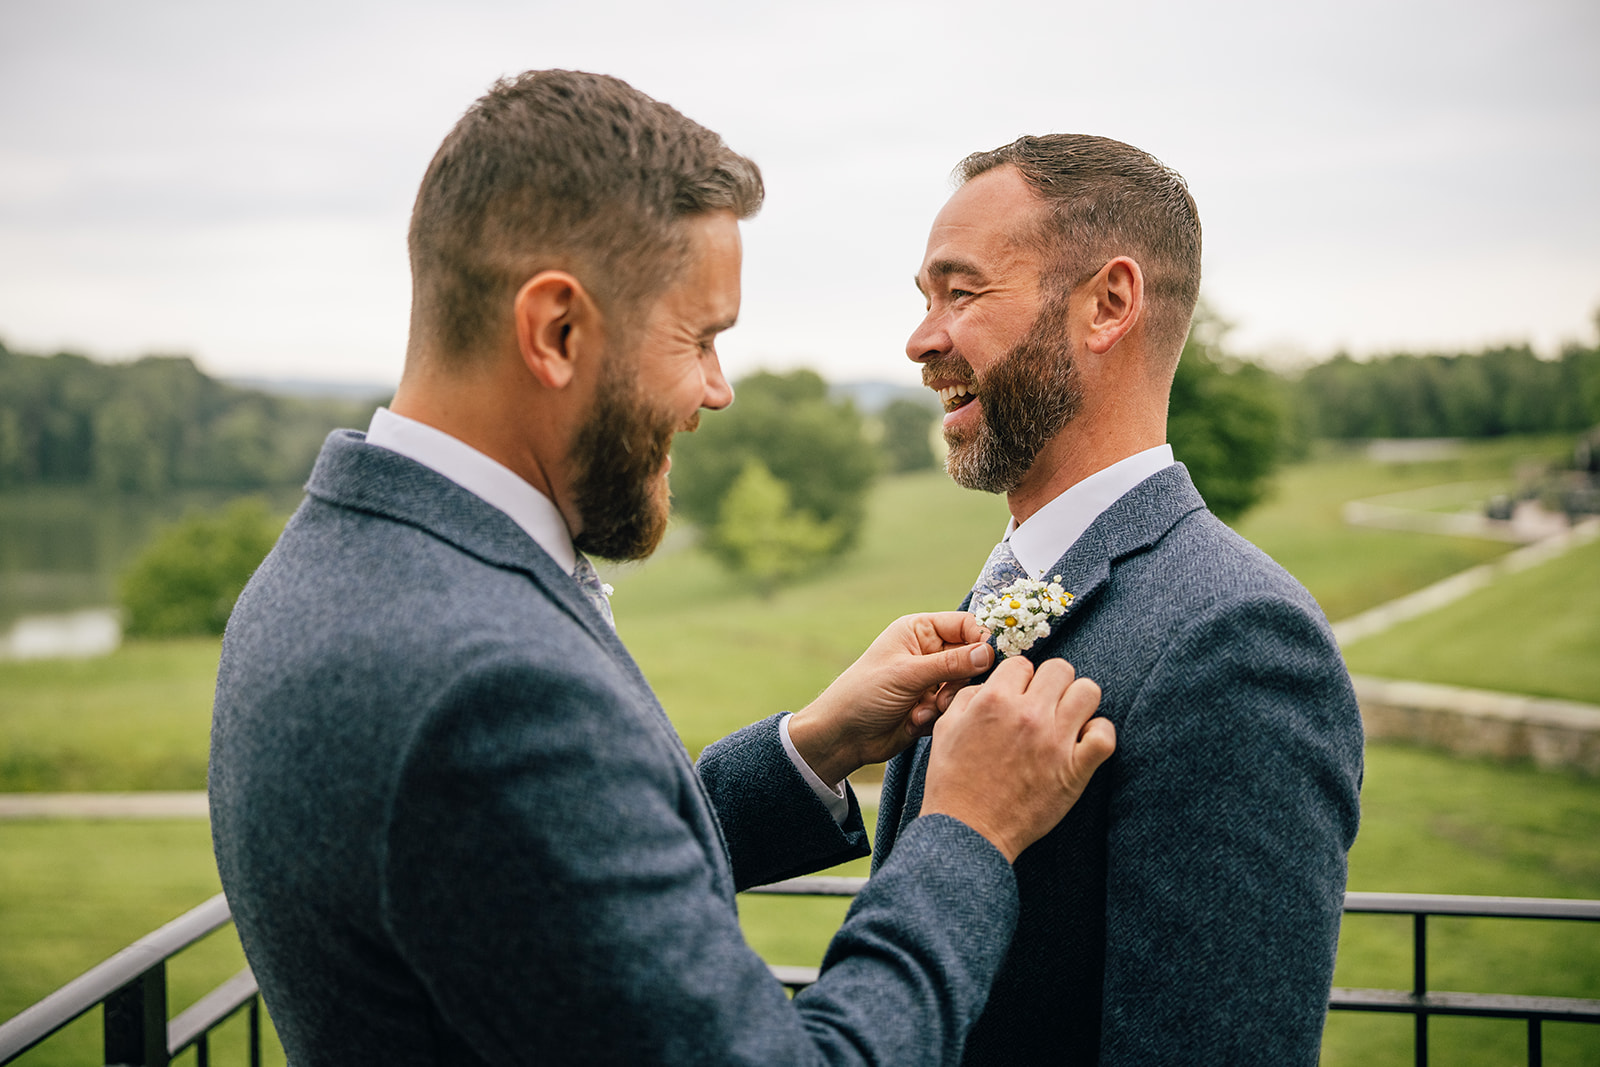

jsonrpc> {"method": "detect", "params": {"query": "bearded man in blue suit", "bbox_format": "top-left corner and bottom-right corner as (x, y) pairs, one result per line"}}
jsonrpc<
(873, 136), (1365, 1064)
(209, 72), (1119, 1066)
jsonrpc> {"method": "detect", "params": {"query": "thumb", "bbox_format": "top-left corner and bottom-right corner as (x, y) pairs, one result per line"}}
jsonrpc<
(911, 640), (994, 687)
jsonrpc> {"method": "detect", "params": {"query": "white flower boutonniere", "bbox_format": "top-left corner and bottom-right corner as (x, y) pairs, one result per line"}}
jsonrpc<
(974, 575), (1075, 658)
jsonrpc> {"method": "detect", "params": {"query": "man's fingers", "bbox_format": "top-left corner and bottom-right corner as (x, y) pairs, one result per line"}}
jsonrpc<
(1073, 716), (1117, 776)
(1029, 657), (1077, 694)
(1054, 675), (1100, 730)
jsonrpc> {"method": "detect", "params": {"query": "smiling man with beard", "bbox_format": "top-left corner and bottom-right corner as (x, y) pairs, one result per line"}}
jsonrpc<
(871, 136), (1365, 1065)
(207, 72), (1120, 1066)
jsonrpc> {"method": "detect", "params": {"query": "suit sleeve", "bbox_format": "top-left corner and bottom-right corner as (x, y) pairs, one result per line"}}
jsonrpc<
(696, 714), (871, 890)
(378, 653), (1018, 1066)
(1099, 595), (1364, 1065)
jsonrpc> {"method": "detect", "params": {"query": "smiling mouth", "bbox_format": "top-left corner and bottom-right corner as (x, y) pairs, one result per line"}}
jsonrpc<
(937, 383), (977, 413)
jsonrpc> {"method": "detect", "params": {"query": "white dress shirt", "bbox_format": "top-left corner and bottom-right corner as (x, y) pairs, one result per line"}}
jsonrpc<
(1002, 445), (1177, 580)
(364, 408), (851, 824)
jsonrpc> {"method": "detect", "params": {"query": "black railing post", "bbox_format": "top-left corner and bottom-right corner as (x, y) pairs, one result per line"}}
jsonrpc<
(1528, 1017), (1541, 1067)
(249, 997), (262, 1067)
(1413, 912), (1428, 1067)
(103, 964), (167, 1066)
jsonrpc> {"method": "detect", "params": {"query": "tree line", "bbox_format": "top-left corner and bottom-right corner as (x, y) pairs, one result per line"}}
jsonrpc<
(0, 340), (385, 492)
(13, 313), (1600, 620)
(1293, 340), (1600, 441)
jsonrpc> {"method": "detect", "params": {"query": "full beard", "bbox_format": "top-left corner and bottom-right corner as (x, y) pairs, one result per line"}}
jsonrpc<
(936, 298), (1082, 494)
(570, 365), (693, 562)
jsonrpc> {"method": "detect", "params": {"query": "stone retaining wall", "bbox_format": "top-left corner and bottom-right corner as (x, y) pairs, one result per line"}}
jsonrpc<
(1352, 674), (1600, 776)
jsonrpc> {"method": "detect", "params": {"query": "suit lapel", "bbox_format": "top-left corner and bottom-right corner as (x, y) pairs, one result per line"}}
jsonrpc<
(1017, 463), (1206, 665)
(893, 464), (1210, 837)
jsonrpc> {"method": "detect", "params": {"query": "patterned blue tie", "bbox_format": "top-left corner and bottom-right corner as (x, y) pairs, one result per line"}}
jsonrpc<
(571, 552), (615, 629)
(971, 538), (1029, 601)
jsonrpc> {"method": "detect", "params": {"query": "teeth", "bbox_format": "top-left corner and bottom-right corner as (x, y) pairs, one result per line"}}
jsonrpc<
(937, 383), (975, 409)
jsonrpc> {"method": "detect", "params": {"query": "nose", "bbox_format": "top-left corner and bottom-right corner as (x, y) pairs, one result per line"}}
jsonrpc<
(906, 307), (949, 365)
(702, 352), (734, 411)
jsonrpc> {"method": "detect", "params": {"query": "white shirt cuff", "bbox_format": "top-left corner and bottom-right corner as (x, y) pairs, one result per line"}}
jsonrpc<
(778, 713), (850, 826)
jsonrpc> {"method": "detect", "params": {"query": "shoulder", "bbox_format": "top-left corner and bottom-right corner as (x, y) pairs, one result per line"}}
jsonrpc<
(1134, 506), (1322, 620)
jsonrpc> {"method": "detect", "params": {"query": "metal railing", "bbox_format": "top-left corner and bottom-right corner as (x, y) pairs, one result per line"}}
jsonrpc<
(4, 884), (1596, 1065)
(0, 894), (260, 1066)
(747, 878), (1600, 1067)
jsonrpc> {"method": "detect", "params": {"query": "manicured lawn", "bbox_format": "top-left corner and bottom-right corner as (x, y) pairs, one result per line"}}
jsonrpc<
(1228, 436), (1572, 623)
(0, 638), (221, 792)
(1342, 534), (1600, 704)
(0, 820), (284, 1067)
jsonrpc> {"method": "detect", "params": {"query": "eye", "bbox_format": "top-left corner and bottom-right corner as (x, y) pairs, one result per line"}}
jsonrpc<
(949, 288), (975, 302)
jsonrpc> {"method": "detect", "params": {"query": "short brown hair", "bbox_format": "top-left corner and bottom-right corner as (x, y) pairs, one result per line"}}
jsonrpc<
(959, 135), (1201, 361)
(407, 70), (764, 363)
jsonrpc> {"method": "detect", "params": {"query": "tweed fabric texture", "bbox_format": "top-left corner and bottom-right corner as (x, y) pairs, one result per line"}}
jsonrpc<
(874, 463), (1364, 1066)
(210, 430), (1023, 1066)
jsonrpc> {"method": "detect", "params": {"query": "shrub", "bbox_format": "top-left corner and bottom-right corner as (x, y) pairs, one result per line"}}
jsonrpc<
(119, 498), (283, 637)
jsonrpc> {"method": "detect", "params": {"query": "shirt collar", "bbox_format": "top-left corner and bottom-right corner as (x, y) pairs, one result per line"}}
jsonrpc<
(364, 407), (577, 575)
(1005, 444), (1176, 579)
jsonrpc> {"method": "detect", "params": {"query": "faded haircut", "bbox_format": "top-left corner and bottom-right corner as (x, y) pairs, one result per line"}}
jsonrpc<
(406, 70), (764, 365)
(958, 134), (1201, 364)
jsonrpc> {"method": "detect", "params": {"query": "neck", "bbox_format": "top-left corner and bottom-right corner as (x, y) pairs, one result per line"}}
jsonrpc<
(1005, 401), (1166, 527)
(390, 356), (575, 529)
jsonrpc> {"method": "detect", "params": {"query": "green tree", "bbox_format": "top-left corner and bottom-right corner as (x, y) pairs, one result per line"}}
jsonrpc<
(879, 397), (938, 473)
(118, 498), (284, 637)
(671, 369), (878, 557)
(0, 341), (383, 491)
(710, 458), (844, 596)
(1168, 305), (1285, 522)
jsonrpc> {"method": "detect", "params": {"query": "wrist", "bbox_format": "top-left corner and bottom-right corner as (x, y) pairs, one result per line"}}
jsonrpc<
(786, 699), (859, 788)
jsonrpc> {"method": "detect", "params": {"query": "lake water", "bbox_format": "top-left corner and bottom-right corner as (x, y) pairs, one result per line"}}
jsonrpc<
(0, 486), (303, 658)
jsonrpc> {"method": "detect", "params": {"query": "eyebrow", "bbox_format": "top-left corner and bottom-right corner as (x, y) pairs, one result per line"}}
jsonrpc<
(914, 257), (987, 293)
(700, 316), (738, 338)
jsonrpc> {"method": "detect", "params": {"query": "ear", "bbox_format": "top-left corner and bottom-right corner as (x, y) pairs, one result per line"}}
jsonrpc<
(1082, 257), (1144, 356)
(513, 271), (600, 390)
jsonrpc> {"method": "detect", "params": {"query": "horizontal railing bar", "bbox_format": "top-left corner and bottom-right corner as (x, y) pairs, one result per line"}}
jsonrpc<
(744, 876), (866, 897)
(768, 965), (821, 991)
(1331, 987), (1600, 1022)
(168, 968), (259, 1056)
(747, 880), (1600, 923)
(0, 893), (233, 1061)
(1343, 892), (1600, 921)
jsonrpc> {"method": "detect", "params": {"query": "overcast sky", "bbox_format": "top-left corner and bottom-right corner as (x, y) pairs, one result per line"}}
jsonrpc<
(2, 0), (1596, 391)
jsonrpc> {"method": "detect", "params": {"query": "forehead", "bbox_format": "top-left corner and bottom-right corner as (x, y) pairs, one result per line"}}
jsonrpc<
(647, 211), (742, 328)
(917, 165), (1049, 288)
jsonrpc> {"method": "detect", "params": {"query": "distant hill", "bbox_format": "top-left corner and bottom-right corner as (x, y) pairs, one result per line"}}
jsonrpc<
(828, 380), (937, 414)
(225, 377), (394, 403)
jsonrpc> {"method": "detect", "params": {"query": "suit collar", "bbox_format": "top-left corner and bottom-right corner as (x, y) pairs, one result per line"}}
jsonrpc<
(1028, 463), (1206, 640)
(305, 430), (619, 650)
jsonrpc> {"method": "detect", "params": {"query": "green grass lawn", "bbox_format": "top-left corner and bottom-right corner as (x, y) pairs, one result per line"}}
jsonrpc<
(1228, 436), (1573, 623)
(0, 638), (222, 792)
(1341, 533), (1600, 704)
(0, 820), (284, 1067)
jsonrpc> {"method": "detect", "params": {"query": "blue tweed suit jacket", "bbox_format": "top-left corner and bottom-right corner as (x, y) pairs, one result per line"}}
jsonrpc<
(210, 431), (1020, 1065)
(873, 464), (1364, 1065)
